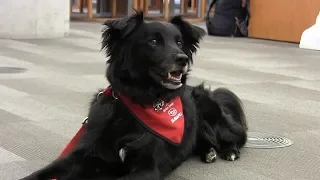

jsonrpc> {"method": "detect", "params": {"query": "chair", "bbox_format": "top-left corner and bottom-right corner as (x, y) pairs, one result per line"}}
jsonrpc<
(141, 0), (207, 21)
(70, 0), (141, 22)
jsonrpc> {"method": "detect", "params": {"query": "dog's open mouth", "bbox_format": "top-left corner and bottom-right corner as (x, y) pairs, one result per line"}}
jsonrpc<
(150, 65), (188, 90)
(167, 70), (183, 83)
(160, 70), (183, 89)
(155, 69), (187, 90)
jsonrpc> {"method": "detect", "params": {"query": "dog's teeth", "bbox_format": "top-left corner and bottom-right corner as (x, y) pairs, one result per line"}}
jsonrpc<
(119, 148), (126, 162)
(168, 73), (182, 81)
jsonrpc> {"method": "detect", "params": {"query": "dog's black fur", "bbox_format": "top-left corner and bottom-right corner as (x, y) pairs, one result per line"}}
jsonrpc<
(21, 11), (247, 180)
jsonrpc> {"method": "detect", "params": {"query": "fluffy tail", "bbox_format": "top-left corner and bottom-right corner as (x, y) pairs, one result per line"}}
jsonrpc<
(211, 88), (248, 131)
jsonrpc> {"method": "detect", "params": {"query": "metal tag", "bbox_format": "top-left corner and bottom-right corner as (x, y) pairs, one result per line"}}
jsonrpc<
(153, 99), (164, 112)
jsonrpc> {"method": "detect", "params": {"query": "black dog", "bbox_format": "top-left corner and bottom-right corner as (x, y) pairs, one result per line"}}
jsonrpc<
(21, 11), (247, 180)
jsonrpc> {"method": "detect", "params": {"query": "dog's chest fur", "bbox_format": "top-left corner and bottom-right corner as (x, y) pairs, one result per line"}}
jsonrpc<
(100, 88), (199, 174)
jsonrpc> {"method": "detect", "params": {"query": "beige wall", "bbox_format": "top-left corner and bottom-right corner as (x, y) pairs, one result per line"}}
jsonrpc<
(0, 0), (70, 39)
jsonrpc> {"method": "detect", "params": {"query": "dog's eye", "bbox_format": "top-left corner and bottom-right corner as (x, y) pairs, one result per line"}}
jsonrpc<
(149, 39), (157, 46)
(177, 41), (183, 48)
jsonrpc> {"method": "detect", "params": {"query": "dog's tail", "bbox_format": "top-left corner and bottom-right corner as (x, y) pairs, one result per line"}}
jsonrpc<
(211, 88), (247, 131)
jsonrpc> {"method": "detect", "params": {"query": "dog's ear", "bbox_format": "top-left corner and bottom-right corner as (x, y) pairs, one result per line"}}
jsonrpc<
(170, 16), (206, 62)
(101, 10), (144, 59)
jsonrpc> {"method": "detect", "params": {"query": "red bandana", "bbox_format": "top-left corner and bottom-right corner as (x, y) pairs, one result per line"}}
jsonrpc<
(52, 87), (184, 180)
(55, 86), (185, 164)
(104, 87), (185, 145)
(53, 121), (87, 179)
(58, 123), (86, 158)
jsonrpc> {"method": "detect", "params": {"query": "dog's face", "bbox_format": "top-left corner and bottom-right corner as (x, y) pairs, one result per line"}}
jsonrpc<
(131, 21), (190, 90)
(102, 11), (206, 90)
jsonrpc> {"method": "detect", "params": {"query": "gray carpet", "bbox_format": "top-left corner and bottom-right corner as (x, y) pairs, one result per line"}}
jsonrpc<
(0, 21), (320, 180)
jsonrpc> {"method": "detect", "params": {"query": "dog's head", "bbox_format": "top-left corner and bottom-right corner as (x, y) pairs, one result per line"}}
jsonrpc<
(102, 11), (206, 102)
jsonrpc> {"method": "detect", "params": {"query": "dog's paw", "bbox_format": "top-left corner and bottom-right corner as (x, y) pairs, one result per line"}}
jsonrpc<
(201, 147), (217, 163)
(205, 148), (217, 163)
(220, 150), (240, 161)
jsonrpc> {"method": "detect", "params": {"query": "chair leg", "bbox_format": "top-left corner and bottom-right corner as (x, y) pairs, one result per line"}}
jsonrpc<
(164, 0), (169, 20)
(112, 0), (117, 17)
(87, 0), (93, 18)
(184, 0), (188, 13)
(139, 0), (144, 10)
(200, 0), (206, 19)
(80, 0), (84, 13)
(191, 0), (195, 12)
(133, 0), (138, 10)
(180, 0), (185, 14)
(143, 0), (149, 16)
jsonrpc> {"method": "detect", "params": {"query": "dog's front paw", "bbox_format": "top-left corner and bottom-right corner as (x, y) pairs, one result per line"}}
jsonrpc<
(201, 147), (217, 163)
(220, 150), (240, 161)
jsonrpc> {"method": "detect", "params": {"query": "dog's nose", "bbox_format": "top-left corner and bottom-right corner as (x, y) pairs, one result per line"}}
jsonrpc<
(175, 53), (189, 66)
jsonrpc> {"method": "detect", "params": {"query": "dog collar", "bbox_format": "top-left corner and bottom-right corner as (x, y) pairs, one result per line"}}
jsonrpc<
(103, 86), (185, 145)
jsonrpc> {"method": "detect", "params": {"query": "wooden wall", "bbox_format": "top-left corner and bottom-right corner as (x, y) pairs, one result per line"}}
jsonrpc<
(248, 0), (320, 43)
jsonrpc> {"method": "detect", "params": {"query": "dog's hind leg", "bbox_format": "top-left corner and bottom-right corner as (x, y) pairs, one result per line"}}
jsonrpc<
(192, 84), (248, 162)
(210, 87), (247, 161)
(192, 84), (222, 163)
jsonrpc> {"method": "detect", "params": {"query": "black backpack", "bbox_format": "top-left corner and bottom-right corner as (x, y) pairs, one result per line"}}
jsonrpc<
(205, 0), (250, 37)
